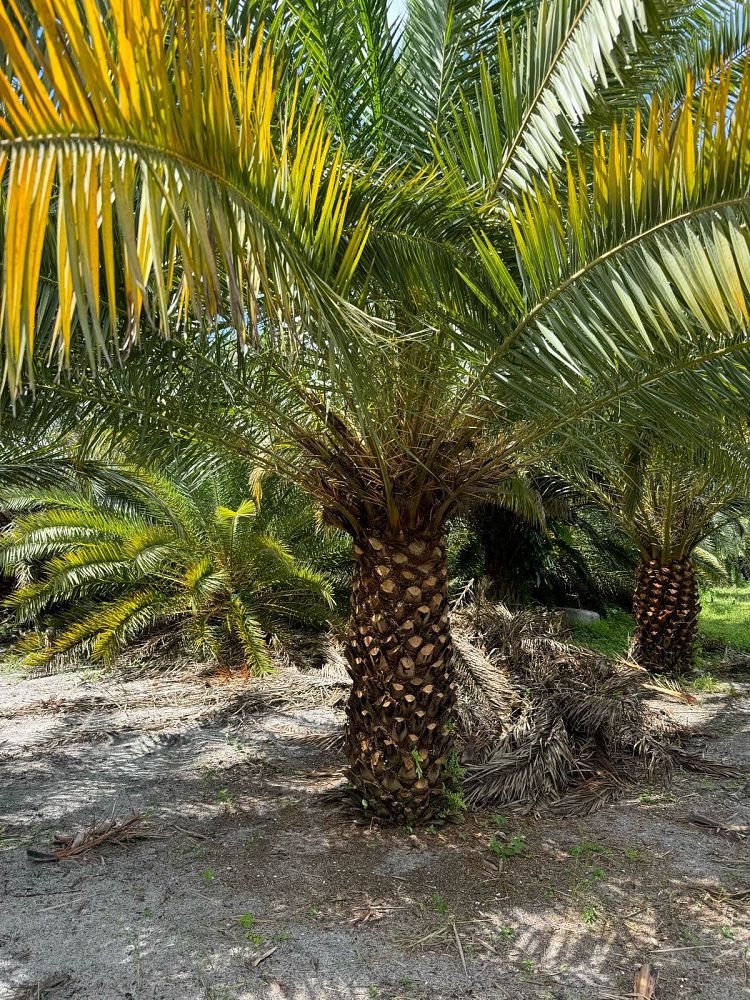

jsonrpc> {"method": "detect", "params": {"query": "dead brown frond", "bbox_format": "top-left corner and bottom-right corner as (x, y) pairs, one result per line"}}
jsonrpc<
(451, 601), (734, 815)
(686, 882), (750, 908)
(668, 749), (746, 777)
(0, 697), (66, 719)
(633, 963), (658, 999)
(225, 663), (349, 719)
(685, 813), (749, 840)
(302, 729), (346, 753)
(8, 975), (72, 1000)
(640, 675), (698, 705)
(27, 810), (160, 862)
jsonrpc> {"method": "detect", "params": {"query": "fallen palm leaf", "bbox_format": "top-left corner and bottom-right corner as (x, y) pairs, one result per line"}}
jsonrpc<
(349, 898), (389, 925)
(640, 678), (697, 705)
(650, 943), (723, 953)
(172, 824), (209, 841)
(686, 814), (749, 840)
(250, 946), (278, 968)
(687, 883), (750, 907)
(9, 974), (72, 999)
(404, 921), (452, 950)
(452, 920), (469, 979)
(27, 811), (159, 862)
(349, 908), (383, 925)
(0, 697), (67, 719)
(670, 750), (746, 778)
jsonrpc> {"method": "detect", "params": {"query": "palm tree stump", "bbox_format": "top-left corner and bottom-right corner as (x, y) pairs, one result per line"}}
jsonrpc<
(344, 532), (456, 822)
(633, 557), (700, 675)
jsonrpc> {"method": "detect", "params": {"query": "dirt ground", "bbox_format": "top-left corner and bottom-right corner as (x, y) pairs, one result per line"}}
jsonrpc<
(0, 661), (748, 1000)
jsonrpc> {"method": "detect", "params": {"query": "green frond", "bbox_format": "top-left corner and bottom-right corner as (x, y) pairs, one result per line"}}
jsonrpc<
(395, 0), (510, 153)
(226, 595), (275, 674)
(183, 559), (231, 605)
(0, 506), (149, 568)
(24, 586), (173, 665)
(482, 475), (548, 530)
(650, 1), (750, 104)
(478, 68), (750, 387)
(692, 545), (730, 581)
(284, 0), (399, 155)
(435, 0), (660, 196)
(125, 527), (184, 575)
(0, 487), (95, 513)
(6, 543), (133, 619)
(278, 559), (337, 608)
(215, 500), (258, 523)
(89, 589), (177, 664)
(246, 532), (297, 569)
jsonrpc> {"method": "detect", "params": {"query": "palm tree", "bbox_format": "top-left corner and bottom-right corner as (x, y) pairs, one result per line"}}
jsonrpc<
(464, 495), (639, 611)
(2, 0), (750, 821)
(563, 429), (750, 673)
(0, 463), (344, 670)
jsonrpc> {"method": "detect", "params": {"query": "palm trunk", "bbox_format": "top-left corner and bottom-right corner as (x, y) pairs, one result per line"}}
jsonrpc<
(474, 504), (541, 604)
(344, 530), (457, 823)
(632, 556), (700, 675)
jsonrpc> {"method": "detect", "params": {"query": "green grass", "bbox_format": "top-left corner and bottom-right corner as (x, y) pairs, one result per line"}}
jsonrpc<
(0, 649), (26, 678)
(569, 584), (750, 661)
(569, 609), (634, 659)
(699, 584), (750, 653)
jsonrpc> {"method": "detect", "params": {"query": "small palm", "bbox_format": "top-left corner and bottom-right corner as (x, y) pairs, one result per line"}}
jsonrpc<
(0, 466), (345, 671)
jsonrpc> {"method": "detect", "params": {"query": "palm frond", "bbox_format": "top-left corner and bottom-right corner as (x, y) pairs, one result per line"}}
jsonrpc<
(435, 0), (664, 196)
(0, 0), (372, 394)
(0, 457), (347, 668)
(476, 68), (750, 390)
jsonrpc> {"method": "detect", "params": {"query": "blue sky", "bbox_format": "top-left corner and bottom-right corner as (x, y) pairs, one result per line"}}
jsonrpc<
(389, 0), (408, 23)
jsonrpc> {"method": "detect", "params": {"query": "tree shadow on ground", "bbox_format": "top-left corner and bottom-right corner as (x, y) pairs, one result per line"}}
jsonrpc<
(0, 668), (747, 1000)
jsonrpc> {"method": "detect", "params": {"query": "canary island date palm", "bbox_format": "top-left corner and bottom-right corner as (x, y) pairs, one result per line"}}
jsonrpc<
(0, 463), (342, 670)
(563, 429), (750, 673)
(3, 0), (750, 820)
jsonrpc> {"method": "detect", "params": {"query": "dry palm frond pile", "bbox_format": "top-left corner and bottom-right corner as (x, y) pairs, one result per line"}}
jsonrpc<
(261, 603), (737, 816)
(214, 603), (737, 815)
(26, 811), (159, 862)
(450, 601), (733, 815)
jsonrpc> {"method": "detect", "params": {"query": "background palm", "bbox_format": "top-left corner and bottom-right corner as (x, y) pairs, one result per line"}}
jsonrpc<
(2, 0), (750, 820)
(563, 428), (750, 672)
(0, 464), (344, 672)
(451, 488), (639, 611)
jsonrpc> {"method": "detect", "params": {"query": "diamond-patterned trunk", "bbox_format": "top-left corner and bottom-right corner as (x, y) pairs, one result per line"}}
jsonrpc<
(632, 556), (700, 675)
(344, 531), (456, 823)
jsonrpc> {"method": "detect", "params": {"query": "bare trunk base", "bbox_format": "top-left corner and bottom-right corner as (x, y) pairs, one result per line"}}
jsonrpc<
(344, 531), (457, 824)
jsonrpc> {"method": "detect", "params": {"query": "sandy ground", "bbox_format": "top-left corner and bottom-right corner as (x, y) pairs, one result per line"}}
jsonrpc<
(0, 663), (748, 1000)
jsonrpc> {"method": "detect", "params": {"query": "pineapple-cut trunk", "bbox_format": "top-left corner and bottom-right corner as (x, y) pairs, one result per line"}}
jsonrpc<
(632, 556), (700, 675)
(344, 530), (457, 823)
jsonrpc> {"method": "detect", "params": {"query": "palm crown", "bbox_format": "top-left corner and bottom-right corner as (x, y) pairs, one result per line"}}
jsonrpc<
(2, 0), (750, 820)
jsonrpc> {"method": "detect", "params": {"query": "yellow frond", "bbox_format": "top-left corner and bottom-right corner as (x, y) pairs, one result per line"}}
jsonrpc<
(0, 0), (370, 395)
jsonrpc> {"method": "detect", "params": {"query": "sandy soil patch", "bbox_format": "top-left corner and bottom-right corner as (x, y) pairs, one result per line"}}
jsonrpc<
(0, 665), (747, 1000)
